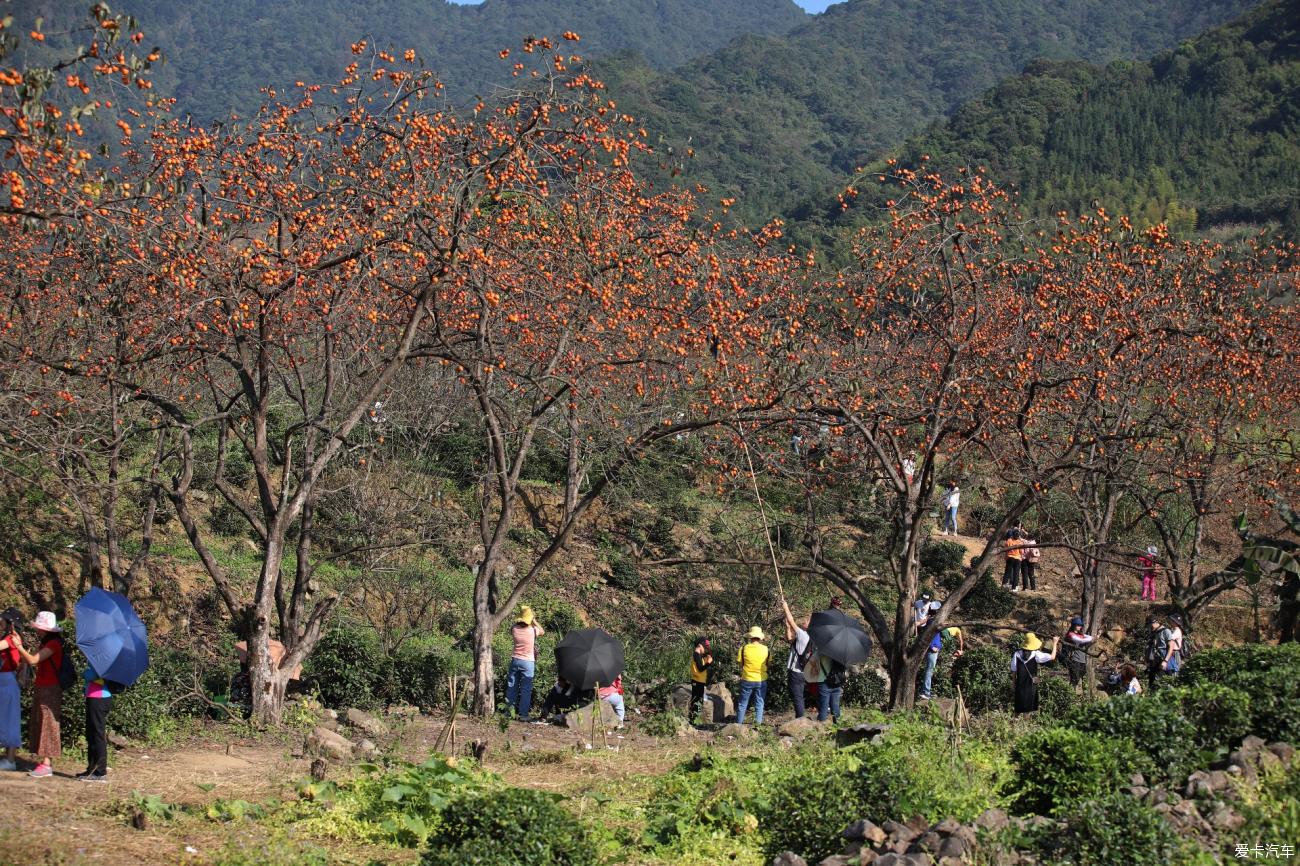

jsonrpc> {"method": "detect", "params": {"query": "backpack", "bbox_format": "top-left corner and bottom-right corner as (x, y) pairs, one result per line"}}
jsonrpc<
(1178, 633), (1196, 663)
(822, 659), (847, 690)
(1146, 628), (1171, 664)
(56, 646), (78, 691)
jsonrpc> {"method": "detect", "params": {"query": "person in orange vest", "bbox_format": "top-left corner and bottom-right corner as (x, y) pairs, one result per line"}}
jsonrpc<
(735, 626), (770, 725)
(1003, 528), (1025, 591)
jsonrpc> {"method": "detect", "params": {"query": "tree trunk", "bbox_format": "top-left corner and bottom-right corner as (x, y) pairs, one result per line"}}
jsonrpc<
(888, 647), (922, 709)
(249, 537), (286, 726)
(471, 617), (497, 716)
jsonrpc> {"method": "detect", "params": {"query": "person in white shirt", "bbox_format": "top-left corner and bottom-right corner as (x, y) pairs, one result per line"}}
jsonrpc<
(781, 598), (813, 719)
(940, 482), (960, 535)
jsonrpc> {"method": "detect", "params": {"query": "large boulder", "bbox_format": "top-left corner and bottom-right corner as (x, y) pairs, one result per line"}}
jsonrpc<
(563, 700), (620, 731)
(669, 684), (694, 716)
(342, 708), (389, 739)
(836, 723), (890, 748)
(705, 683), (735, 723)
(305, 726), (353, 760)
(714, 723), (757, 741)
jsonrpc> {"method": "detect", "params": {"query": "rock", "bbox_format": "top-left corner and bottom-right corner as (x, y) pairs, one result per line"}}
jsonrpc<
(1242, 735), (1267, 753)
(322, 708), (338, 721)
(352, 738), (379, 758)
(318, 718), (340, 733)
(670, 684), (694, 717)
(817, 857), (853, 866)
(1267, 742), (1296, 764)
(1206, 770), (1230, 793)
(305, 726), (352, 760)
(713, 722), (757, 741)
(873, 855), (906, 866)
(938, 858), (965, 866)
(975, 808), (1010, 832)
(1126, 785), (1150, 800)
(855, 852), (879, 865)
(342, 708), (389, 739)
(779, 737), (796, 749)
(1257, 749), (1282, 771)
(905, 815), (929, 834)
(1129, 772), (1147, 787)
(705, 683), (735, 724)
(770, 853), (807, 866)
(844, 819), (888, 846)
(937, 836), (968, 860)
(933, 818), (963, 836)
(915, 831), (944, 854)
(836, 723), (891, 748)
(107, 731), (139, 750)
(882, 820), (918, 842)
(778, 717), (827, 738)
(563, 701), (620, 731)
(1209, 805), (1246, 832)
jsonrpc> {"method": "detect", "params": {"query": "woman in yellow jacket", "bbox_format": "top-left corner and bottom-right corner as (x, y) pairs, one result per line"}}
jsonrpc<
(735, 626), (770, 725)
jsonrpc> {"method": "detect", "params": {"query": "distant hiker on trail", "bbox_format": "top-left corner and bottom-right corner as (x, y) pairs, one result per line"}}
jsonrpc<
(781, 599), (814, 719)
(940, 482), (960, 535)
(1003, 529), (1025, 591)
(598, 675), (625, 731)
(913, 592), (934, 634)
(1119, 664), (1143, 696)
(1020, 531), (1041, 592)
(1145, 614), (1175, 691)
(1062, 616), (1096, 687)
(0, 608), (22, 771)
(735, 626), (770, 726)
(1138, 546), (1160, 601)
(816, 654), (846, 723)
(918, 601), (944, 701)
(689, 637), (713, 723)
(1010, 632), (1058, 715)
(505, 606), (544, 722)
(13, 611), (64, 778)
(1277, 573), (1299, 644)
(902, 452), (917, 486)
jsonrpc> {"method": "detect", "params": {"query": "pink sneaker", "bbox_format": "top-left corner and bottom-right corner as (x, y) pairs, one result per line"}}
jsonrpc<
(29, 762), (53, 778)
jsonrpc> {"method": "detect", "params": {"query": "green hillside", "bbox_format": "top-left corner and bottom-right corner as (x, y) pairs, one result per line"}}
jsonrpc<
(874, 0), (1300, 237)
(595, 0), (1259, 226)
(17, 0), (807, 120)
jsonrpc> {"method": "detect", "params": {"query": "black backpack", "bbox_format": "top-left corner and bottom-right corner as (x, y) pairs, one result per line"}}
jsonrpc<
(823, 659), (847, 689)
(56, 644), (78, 691)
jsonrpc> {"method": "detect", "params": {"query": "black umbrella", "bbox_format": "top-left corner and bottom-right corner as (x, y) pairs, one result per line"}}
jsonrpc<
(554, 628), (625, 690)
(808, 608), (873, 666)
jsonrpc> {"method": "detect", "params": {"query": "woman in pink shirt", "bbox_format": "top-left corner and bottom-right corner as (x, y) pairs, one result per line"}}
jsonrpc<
(505, 606), (544, 721)
(598, 675), (625, 729)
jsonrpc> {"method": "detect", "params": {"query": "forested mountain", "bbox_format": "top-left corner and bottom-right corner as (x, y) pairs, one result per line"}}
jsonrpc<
(594, 0), (1260, 225)
(15, 0), (807, 119)
(786, 0), (1300, 250)
(871, 0), (1300, 238)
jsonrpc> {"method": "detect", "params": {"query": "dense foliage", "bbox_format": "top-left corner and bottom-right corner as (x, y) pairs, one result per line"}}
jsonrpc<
(872, 0), (1300, 238)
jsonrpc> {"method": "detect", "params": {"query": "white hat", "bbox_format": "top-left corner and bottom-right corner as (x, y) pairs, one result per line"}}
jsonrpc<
(1146, 545), (1158, 556)
(928, 600), (942, 611)
(30, 611), (61, 632)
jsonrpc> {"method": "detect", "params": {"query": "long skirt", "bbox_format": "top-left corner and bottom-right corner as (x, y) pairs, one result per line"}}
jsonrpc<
(30, 685), (62, 758)
(0, 672), (20, 748)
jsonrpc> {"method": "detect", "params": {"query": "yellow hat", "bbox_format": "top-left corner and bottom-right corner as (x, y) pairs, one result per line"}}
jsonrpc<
(747, 626), (765, 640)
(517, 606), (535, 626)
(1023, 632), (1042, 652)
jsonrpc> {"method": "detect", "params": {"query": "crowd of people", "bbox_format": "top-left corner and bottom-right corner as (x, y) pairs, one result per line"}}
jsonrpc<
(0, 608), (114, 780)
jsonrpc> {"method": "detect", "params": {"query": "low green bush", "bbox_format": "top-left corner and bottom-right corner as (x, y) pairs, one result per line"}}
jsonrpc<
(952, 644), (1010, 714)
(1009, 727), (1135, 816)
(389, 644), (451, 710)
(944, 570), (1015, 620)
(761, 749), (863, 862)
(1164, 683), (1252, 751)
(1066, 694), (1196, 786)
(1036, 792), (1189, 866)
(920, 540), (966, 579)
(422, 788), (596, 866)
(303, 623), (383, 710)
(842, 667), (888, 709)
(1179, 643), (1300, 689)
(1036, 675), (1079, 720)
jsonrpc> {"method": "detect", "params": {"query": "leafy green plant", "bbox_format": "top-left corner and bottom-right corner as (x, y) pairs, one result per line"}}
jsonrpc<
(1068, 690), (1203, 785)
(1008, 727), (1136, 815)
(952, 644), (1011, 714)
(421, 788), (596, 866)
(1035, 792), (1189, 866)
(303, 623), (384, 710)
(921, 539), (966, 578)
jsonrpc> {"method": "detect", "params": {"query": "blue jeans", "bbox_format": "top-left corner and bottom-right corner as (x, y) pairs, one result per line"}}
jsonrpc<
(921, 649), (939, 698)
(788, 670), (807, 718)
(944, 506), (959, 534)
(505, 658), (535, 719)
(817, 686), (842, 722)
(736, 680), (766, 725)
(603, 692), (625, 723)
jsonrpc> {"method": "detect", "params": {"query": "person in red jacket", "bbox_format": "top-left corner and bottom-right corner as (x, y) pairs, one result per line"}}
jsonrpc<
(13, 611), (64, 778)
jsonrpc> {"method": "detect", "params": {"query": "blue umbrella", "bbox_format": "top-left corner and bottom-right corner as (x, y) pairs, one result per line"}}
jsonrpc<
(74, 588), (149, 686)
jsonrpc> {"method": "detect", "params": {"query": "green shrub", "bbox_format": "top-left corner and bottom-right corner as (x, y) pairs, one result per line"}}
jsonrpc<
(921, 540), (967, 578)
(1066, 694), (1195, 785)
(605, 552), (640, 591)
(421, 788), (595, 866)
(1036, 675), (1080, 720)
(761, 749), (863, 863)
(303, 624), (383, 710)
(1009, 728), (1134, 816)
(952, 644), (1010, 714)
(390, 644), (451, 710)
(942, 570), (1015, 620)
(1037, 792), (1188, 866)
(1180, 643), (1300, 688)
(842, 667), (888, 709)
(1164, 683), (1252, 750)
(113, 645), (212, 741)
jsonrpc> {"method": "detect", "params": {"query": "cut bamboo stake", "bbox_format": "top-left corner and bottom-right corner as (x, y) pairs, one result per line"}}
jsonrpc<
(435, 675), (464, 754)
(738, 433), (787, 606)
